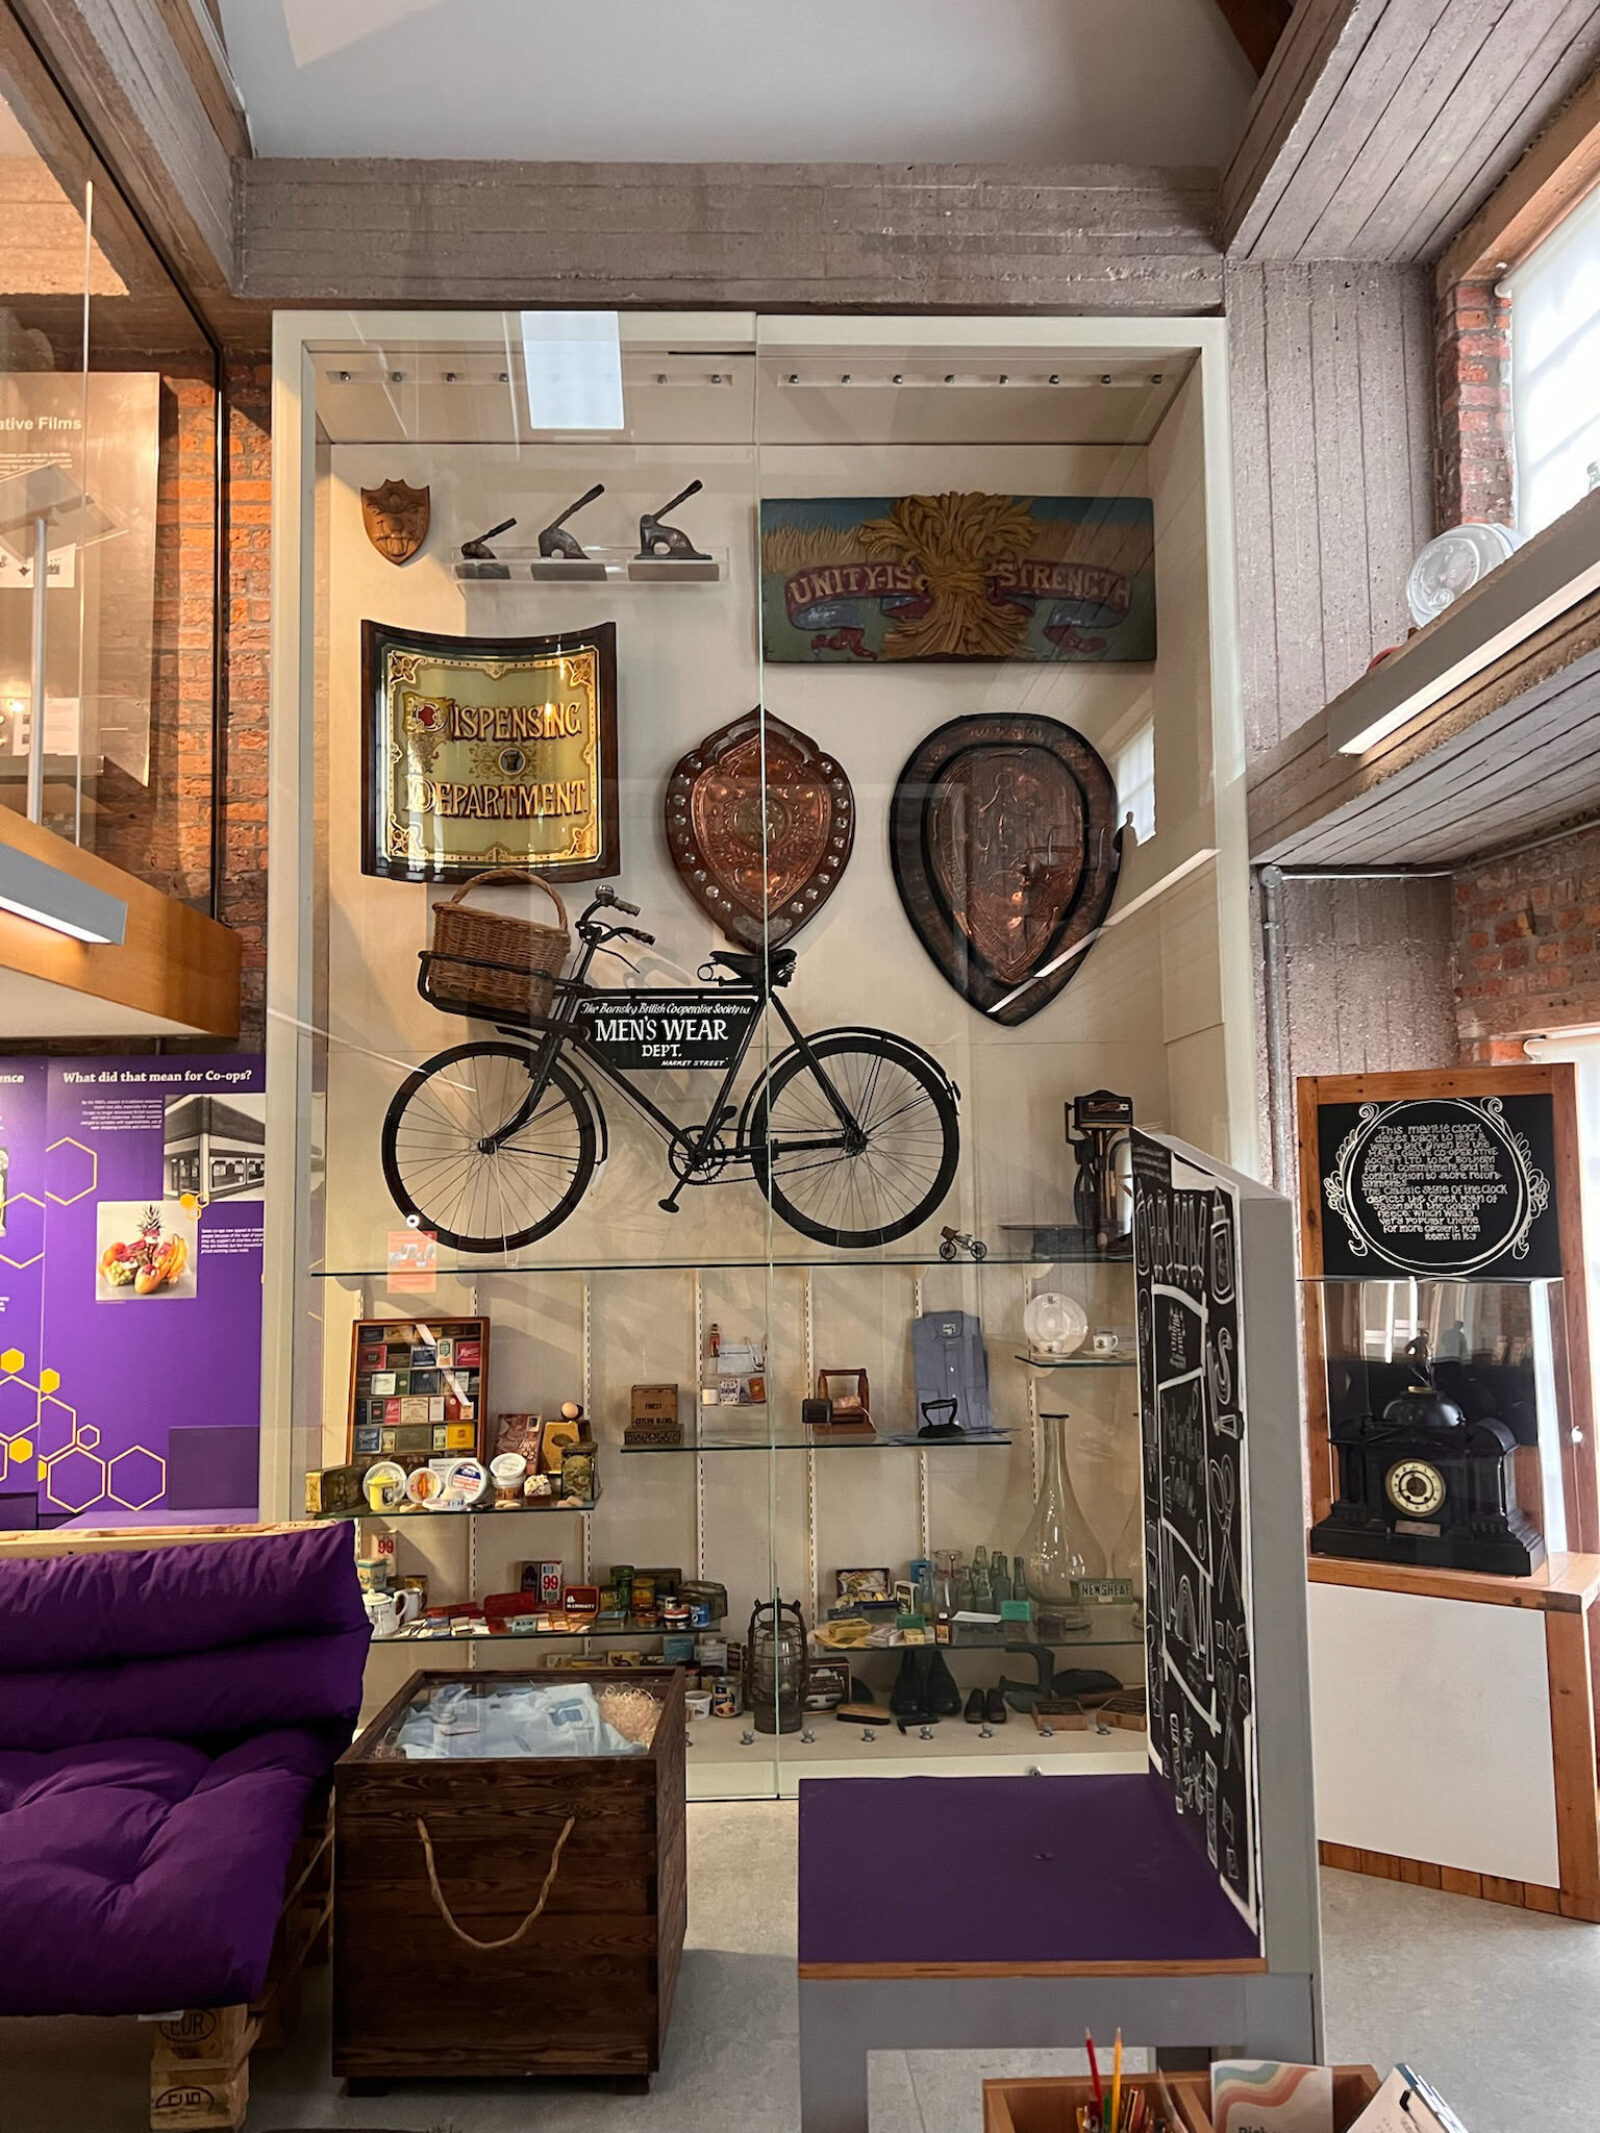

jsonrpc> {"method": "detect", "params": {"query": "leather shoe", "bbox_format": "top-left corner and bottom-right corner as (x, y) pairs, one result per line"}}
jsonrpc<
(985, 1686), (1008, 1725)
(964, 1687), (985, 1724)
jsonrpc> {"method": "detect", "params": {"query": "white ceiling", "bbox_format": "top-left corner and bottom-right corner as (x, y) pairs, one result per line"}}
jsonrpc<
(217, 0), (1255, 164)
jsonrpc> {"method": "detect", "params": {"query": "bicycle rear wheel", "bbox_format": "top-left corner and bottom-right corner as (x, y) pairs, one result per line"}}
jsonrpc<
(381, 1041), (596, 1252)
(748, 1032), (959, 1249)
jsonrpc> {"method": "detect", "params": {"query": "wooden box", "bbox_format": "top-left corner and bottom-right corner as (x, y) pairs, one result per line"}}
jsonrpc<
(984, 2065), (1382, 2133)
(333, 1666), (685, 2084)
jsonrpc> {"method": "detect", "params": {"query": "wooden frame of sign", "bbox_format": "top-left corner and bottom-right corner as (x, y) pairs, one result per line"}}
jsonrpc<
(361, 619), (619, 883)
(1295, 1063), (1596, 1552)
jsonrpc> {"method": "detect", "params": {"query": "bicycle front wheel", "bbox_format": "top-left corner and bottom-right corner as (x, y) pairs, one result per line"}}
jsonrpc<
(381, 1042), (596, 1252)
(748, 1032), (959, 1250)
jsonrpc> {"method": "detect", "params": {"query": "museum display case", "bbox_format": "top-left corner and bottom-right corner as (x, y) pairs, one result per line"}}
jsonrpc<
(0, 18), (219, 888)
(1296, 1065), (1600, 1920)
(264, 310), (1252, 1796)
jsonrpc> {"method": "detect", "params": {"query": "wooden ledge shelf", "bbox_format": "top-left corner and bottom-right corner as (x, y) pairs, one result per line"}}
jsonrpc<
(1250, 488), (1600, 868)
(1307, 1550), (1600, 1614)
(0, 810), (240, 1038)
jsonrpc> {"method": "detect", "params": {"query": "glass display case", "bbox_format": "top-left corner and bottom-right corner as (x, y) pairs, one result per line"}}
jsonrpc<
(0, 21), (219, 893)
(1307, 1274), (1574, 1564)
(264, 309), (1250, 1795)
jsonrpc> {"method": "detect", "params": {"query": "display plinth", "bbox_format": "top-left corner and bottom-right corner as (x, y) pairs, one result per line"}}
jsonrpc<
(1298, 1065), (1600, 1920)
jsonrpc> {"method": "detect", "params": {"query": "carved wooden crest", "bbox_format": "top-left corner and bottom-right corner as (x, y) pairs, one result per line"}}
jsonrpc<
(362, 478), (430, 565)
(889, 713), (1121, 1025)
(665, 710), (854, 947)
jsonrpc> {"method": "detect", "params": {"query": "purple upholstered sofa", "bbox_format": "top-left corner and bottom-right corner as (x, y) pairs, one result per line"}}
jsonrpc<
(0, 1522), (368, 2017)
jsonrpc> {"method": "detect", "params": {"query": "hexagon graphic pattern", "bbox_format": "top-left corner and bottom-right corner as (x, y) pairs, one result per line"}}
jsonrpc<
(34, 1394), (78, 1461)
(0, 1374), (36, 1441)
(108, 1445), (165, 1511)
(0, 1191), (45, 1270)
(0, 1347), (21, 1373)
(45, 1443), (107, 1514)
(44, 1136), (97, 1205)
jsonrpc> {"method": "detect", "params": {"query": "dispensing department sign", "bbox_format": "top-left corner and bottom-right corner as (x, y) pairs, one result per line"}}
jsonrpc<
(361, 619), (619, 882)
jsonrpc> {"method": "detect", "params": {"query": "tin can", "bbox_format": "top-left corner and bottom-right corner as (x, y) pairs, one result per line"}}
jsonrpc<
(711, 1678), (740, 1718)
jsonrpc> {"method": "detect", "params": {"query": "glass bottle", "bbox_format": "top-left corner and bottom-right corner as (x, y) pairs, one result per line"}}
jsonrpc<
(933, 1548), (960, 1618)
(988, 1551), (1010, 1606)
(1019, 1410), (1107, 1608)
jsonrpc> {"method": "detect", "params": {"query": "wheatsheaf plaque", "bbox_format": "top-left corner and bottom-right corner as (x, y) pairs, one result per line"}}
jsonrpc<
(1315, 1093), (1560, 1280)
(361, 620), (619, 883)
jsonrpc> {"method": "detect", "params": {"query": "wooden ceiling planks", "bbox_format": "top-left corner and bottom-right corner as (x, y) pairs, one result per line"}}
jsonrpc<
(1224, 0), (1600, 261)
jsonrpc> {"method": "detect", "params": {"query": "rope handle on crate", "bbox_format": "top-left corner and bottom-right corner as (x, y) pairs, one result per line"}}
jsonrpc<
(434, 869), (569, 929)
(415, 1811), (576, 1950)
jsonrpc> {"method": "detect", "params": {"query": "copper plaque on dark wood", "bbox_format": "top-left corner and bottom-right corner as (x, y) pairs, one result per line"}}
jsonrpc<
(889, 714), (1121, 1025)
(665, 710), (854, 947)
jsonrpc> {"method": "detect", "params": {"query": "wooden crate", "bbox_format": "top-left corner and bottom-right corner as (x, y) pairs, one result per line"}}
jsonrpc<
(984, 2072), (1211, 2132)
(333, 1666), (686, 2084)
(984, 2066), (1383, 2133)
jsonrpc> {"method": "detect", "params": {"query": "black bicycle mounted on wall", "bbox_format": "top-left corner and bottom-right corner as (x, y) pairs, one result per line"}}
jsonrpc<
(381, 887), (961, 1253)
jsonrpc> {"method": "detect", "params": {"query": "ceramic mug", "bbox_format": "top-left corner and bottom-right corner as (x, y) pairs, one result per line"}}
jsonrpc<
(390, 1586), (423, 1627)
(362, 1591), (402, 1638)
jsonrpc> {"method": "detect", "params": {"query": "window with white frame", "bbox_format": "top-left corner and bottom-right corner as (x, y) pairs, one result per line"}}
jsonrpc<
(1113, 715), (1155, 848)
(1505, 182), (1600, 535)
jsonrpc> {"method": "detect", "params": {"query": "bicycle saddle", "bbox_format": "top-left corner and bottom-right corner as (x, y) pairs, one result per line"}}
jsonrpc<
(710, 948), (796, 985)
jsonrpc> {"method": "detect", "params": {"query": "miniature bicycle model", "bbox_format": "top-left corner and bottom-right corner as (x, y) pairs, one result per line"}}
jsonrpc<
(381, 887), (960, 1253)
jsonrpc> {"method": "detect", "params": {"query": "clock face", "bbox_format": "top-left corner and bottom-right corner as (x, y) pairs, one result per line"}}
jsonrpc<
(1386, 1458), (1447, 1519)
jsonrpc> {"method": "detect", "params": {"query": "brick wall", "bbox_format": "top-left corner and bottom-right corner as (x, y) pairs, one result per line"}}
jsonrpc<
(1455, 821), (1600, 1057)
(216, 359), (270, 1051)
(93, 371), (215, 906)
(1435, 275), (1514, 531)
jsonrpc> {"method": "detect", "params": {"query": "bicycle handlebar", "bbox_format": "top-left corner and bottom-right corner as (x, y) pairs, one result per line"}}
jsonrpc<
(589, 885), (641, 916)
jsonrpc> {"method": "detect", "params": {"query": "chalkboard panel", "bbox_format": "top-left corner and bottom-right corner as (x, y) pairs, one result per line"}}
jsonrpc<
(1133, 1132), (1259, 1932)
(1316, 1093), (1559, 1280)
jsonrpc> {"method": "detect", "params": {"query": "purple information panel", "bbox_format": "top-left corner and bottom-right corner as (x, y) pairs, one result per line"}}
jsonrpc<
(0, 1054), (265, 1529)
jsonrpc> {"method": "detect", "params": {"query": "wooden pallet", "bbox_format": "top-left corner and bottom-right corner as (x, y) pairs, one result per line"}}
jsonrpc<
(148, 1798), (332, 2131)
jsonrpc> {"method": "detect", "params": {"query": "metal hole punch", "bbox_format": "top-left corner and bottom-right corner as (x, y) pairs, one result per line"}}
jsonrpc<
(532, 483), (606, 580)
(630, 479), (717, 579)
(458, 516), (516, 580)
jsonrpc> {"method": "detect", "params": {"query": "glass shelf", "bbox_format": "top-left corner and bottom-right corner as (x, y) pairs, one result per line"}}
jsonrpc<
(811, 1602), (1145, 1653)
(454, 546), (726, 585)
(309, 1500), (598, 1523)
(622, 1427), (1015, 1454)
(309, 1250), (1127, 1280)
(371, 1617), (718, 1645)
(1014, 1352), (1137, 1370)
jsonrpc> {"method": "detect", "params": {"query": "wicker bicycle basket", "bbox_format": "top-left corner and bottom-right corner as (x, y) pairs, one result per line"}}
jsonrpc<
(426, 870), (570, 1020)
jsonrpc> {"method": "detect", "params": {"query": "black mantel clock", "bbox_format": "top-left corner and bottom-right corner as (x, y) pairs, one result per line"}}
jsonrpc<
(1309, 1335), (1546, 1577)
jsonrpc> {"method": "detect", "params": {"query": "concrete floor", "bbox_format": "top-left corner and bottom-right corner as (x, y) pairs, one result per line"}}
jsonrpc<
(0, 1803), (1595, 2131)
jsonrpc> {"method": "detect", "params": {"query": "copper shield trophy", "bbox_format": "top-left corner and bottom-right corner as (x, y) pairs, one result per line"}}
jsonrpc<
(665, 709), (855, 947)
(889, 713), (1121, 1025)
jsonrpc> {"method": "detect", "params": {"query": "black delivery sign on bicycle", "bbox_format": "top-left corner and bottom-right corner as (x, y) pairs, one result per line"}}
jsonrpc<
(575, 992), (760, 1073)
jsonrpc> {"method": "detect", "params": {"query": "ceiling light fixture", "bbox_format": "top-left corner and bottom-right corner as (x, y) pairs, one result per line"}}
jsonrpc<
(0, 844), (126, 944)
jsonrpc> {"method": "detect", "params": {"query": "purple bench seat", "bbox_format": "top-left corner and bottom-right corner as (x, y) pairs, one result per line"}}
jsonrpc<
(798, 1771), (1260, 1973)
(0, 1524), (368, 2017)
